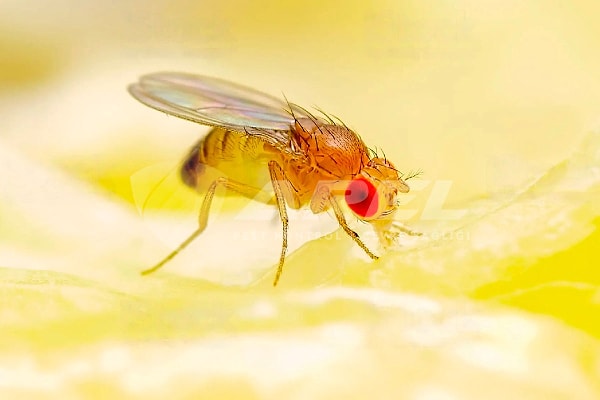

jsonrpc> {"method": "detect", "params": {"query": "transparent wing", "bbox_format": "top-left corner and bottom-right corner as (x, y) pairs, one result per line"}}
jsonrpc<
(129, 72), (322, 149)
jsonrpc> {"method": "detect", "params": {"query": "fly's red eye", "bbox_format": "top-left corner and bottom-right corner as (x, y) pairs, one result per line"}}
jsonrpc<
(345, 177), (378, 218)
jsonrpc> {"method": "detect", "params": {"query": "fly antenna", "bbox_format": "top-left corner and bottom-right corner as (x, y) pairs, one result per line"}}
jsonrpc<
(404, 169), (423, 180)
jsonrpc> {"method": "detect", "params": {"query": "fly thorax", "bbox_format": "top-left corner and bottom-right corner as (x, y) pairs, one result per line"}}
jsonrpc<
(293, 121), (370, 178)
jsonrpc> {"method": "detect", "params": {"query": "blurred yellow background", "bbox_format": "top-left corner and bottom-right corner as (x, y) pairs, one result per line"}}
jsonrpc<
(1, 1), (599, 399)
(3, 0), (600, 202)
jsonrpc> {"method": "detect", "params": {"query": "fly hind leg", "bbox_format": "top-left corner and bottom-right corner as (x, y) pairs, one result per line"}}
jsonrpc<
(141, 177), (275, 275)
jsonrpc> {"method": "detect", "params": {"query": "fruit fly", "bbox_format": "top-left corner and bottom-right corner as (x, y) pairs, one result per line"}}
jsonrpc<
(129, 72), (416, 286)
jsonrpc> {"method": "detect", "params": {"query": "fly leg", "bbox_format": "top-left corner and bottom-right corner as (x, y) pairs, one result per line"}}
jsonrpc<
(142, 177), (275, 275)
(328, 192), (379, 260)
(391, 221), (421, 236)
(372, 220), (422, 249)
(267, 160), (294, 286)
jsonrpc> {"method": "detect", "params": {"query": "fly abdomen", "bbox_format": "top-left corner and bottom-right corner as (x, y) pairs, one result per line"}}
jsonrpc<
(180, 142), (204, 188)
(180, 127), (274, 190)
(180, 128), (233, 188)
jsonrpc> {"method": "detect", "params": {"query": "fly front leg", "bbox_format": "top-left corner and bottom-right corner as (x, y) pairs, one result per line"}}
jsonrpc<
(371, 219), (422, 249)
(142, 177), (275, 275)
(391, 221), (422, 236)
(328, 193), (379, 261)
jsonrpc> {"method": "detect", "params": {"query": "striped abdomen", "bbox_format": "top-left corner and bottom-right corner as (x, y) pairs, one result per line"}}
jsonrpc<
(181, 127), (278, 192)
